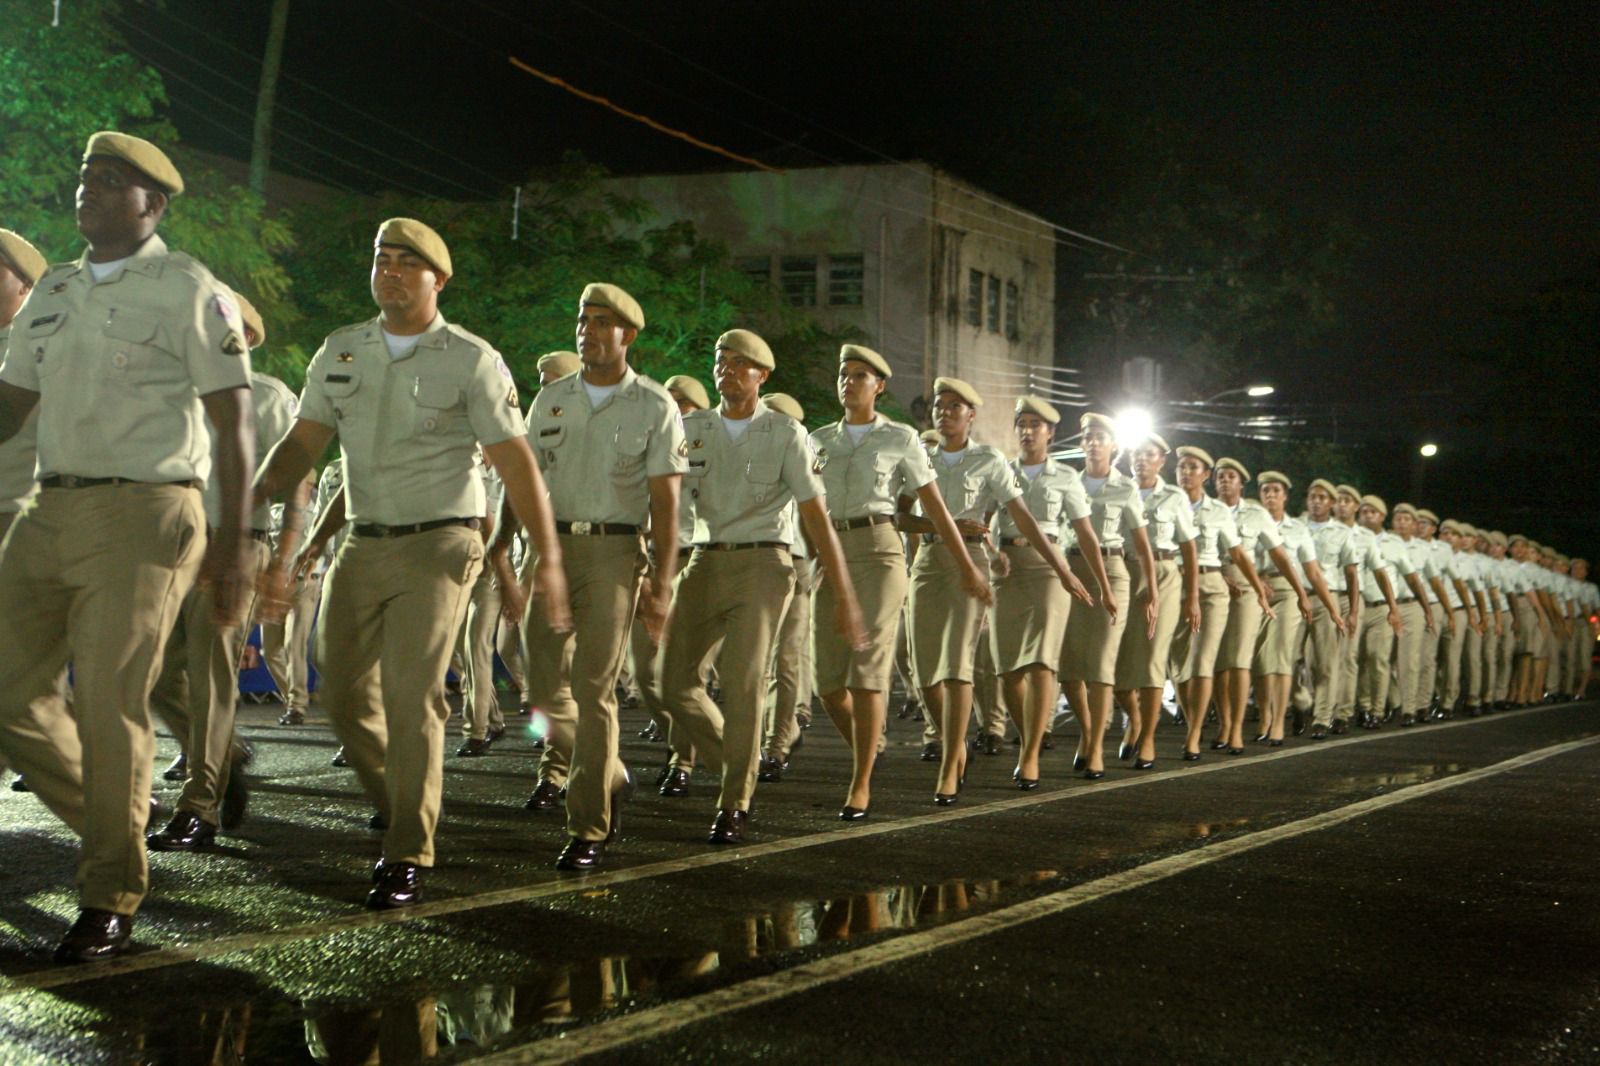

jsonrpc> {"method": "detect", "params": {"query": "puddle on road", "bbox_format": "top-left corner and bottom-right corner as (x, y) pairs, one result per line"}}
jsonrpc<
(1337, 762), (1465, 790)
(41, 869), (1059, 1063)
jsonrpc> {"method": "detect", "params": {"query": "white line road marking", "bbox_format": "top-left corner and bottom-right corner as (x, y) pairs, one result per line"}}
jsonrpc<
(476, 733), (1600, 1065)
(0, 703), (1580, 995)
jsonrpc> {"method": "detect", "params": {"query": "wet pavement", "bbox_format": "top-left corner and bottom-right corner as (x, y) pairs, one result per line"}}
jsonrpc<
(2, 696), (1598, 1063)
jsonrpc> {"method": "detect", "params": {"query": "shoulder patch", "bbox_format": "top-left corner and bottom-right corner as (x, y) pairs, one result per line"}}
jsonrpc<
(444, 322), (495, 353)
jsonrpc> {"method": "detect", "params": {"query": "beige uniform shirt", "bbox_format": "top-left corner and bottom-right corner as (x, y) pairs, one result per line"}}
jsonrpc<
(525, 365), (685, 525)
(995, 456), (1090, 541)
(313, 457), (348, 562)
(1188, 494), (1242, 568)
(203, 371), (297, 531)
(920, 443), (1022, 528)
(1136, 477), (1198, 553)
(810, 415), (935, 521)
(682, 405), (823, 543)
(1305, 520), (1357, 592)
(0, 235), (251, 484)
(298, 313), (523, 525)
(1260, 514), (1317, 582)
(1073, 468), (1147, 551)
(0, 322), (39, 514)
(1365, 531), (1419, 602)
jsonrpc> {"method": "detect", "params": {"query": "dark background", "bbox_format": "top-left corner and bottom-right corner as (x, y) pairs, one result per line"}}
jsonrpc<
(122, 0), (1599, 556)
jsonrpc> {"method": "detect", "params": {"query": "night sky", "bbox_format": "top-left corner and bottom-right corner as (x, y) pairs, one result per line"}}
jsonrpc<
(123, 0), (1599, 548)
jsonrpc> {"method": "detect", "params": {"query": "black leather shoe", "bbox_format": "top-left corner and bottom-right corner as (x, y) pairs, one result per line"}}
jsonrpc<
(331, 747), (349, 767)
(278, 708), (305, 726)
(607, 769), (635, 842)
(639, 720), (663, 742)
(1292, 708), (1305, 736)
(220, 760), (249, 830)
(1226, 746), (1245, 755)
(1210, 740), (1228, 750)
(658, 768), (691, 797)
(1041, 732), (1054, 750)
(1016, 777), (1040, 791)
(1331, 719), (1349, 735)
(53, 909), (133, 964)
(368, 811), (389, 830)
(366, 861), (422, 909)
(1118, 742), (1134, 761)
(555, 838), (606, 871)
(1181, 750), (1201, 762)
(979, 734), (1002, 756)
(1082, 769), (1105, 780)
(1133, 758), (1155, 770)
(524, 778), (564, 811)
(1310, 725), (1329, 740)
(932, 792), (959, 806)
(1268, 739), (1284, 747)
(919, 741), (942, 762)
(839, 806), (869, 821)
(756, 755), (784, 783)
(146, 809), (216, 851)
(1253, 733), (1270, 744)
(162, 752), (188, 782)
(11, 774), (30, 792)
(529, 734), (546, 751)
(1072, 755), (1087, 771)
(485, 725), (507, 744)
(708, 808), (748, 845)
(1399, 713), (1416, 728)
(457, 738), (490, 757)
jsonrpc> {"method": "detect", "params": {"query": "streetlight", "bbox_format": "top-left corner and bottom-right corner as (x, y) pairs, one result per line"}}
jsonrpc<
(1186, 384), (1275, 404)
(1419, 443), (1438, 458)
(1115, 406), (1154, 448)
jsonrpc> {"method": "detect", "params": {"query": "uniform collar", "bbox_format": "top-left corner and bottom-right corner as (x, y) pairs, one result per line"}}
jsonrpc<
(365, 311), (450, 362)
(71, 232), (170, 284)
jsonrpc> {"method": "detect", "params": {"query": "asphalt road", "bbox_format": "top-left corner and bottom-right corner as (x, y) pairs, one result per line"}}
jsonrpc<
(2, 694), (1597, 1064)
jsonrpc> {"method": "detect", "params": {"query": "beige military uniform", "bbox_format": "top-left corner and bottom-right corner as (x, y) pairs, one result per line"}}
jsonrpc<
(1062, 469), (1146, 684)
(458, 459), (507, 741)
(1337, 522), (1385, 721)
(0, 322), (40, 539)
(150, 371), (297, 825)
(809, 414), (934, 693)
(1390, 533), (1434, 714)
(1430, 536), (1468, 709)
(1253, 515), (1316, 676)
(300, 312), (522, 868)
(523, 364), (685, 842)
(261, 481), (327, 717)
(1491, 553), (1521, 702)
(909, 442), (1020, 687)
(1304, 519), (1358, 726)
(1170, 494), (1241, 684)
(762, 501), (814, 762)
(1217, 500), (1283, 671)
(661, 404), (822, 813)
(629, 493), (700, 774)
(0, 235), (247, 914)
(990, 456), (1089, 675)
(1115, 477), (1197, 690)
(1357, 531), (1417, 715)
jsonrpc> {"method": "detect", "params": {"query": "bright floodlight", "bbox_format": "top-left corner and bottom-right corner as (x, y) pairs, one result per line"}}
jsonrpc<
(1115, 406), (1154, 448)
(1247, 385), (1275, 397)
(1420, 443), (1439, 458)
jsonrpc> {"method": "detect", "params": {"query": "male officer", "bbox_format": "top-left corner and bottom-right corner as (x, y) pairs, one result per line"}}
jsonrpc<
(514, 284), (684, 871)
(253, 218), (569, 909)
(0, 133), (256, 961)
(0, 230), (47, 545)
(661, 329), (865, 845)
(757, 391), (813, 782)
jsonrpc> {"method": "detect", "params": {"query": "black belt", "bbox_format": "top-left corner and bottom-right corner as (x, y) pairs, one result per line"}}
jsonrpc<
(1199, 565), (1223, 574)
(1396, 596), (1417, 604)
(353, 517), (480, 539)
(41, 475), (199, 490)
(556, 520), (642, 536)
(1365, 598), (1388, 607)
(922, 533), (987, 545)
(1153, 550), (1177, 560)
(832, 514), (895, 532)
(1070, 546), (1124, 557)
(700, 541), (788, 552)
(1002, 534), (1058, 547)
(212, 526), (272, 543)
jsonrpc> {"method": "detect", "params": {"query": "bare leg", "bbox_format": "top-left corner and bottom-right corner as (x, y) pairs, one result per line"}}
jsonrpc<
(1182, 675), (1216, 754)
(1223, 668), (1251, 748)
(1083, 681), (1114, 773)
(1008, 666), (1054, 780)
(1115, 688), (1139, 755)
(930, 680), (972, 795)
(847, 688), (884, 809)
(1136, 687), (1162, 761)
(1063, 679), (1089, 764)
(821, 688), (853, 745)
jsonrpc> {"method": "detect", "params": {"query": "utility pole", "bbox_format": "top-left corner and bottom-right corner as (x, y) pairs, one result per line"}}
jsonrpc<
(249, 0), (290, 200)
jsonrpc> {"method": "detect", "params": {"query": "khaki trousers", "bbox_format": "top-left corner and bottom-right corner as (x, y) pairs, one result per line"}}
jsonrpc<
(661, 547), (795, 812)
(629, 582), (699, 773)
(317, 525), (482, 867)
(1392, 601), (1427, 713)
(0, 483), (204, 913)
(1438, 607), (1468, 708)
(1337, 603), (1365, 721)
(262, 570), (321, 712)
(1571, 623), (1592, 694)
(523, 534), (643, 843)
(1492, 617), (1516, 703)
(150, 538), (271, 825)
(1420, 602), (1447, 704)
(764, 557), (814, 759)
(460, 567), (506, 740)
(1358, 601), (1396, 714)
(1305, 598), (1345, 727)
(1461, 618), (1485, 707)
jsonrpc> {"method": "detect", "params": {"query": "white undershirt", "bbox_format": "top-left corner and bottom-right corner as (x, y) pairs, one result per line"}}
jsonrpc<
(1139, 485), (1155, 501)
(721, 414), (754, 442)
(938, 446), (968, 467)
(582, 380), (621, 407)
(1020, 461), (1046, 482)
(87, 257), (130, 282)
(844, 421), (873, 445)
(1081, 474), (1108, 495)
(381, 327), (421, 359)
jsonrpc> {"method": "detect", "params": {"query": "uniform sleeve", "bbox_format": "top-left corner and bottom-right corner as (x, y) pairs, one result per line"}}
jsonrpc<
(0, 289), (44, 391)
(184, 280), (254, 396)
(645, 397), (688, 478)
(296, 341), (338, 428)
(1338, 535), (1358, 569)
(1390, 543), (1417, 577)
(256, 383), (297, 454)
(1058, 474), (1091, 522)
(1215, 510), (1242, 553)
(898, 434), (937, 492)
(465, 350), (525, 446)
(1254, 515), (1284, 552)
(778, 421), (823, 505)
(1119, 488), (1148, 534)
(986, 451), (1023, 508)
(1171, 495), (1198, 543)
(1295, 531), (1318, 566)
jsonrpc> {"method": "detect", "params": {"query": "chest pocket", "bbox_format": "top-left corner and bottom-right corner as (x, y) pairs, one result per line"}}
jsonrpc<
(1040, 486), (1064, 525)
(320, 372), (361, 422)
(960, 473), (987, 513)
(613, 425), (649, 479)
(532, 421), (566, 467)
(684, 458), (708, 499)
(25, 311), (69, 374)
(745, 452), (783, 504)
(102, 310), (170, 376)
(413, 380), (463, 434)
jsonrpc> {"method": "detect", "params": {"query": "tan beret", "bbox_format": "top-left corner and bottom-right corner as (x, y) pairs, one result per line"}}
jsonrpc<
(1335, 483), (1362, 502)
(1079, 411), (1116, 435)
(1415, 508), (1439, 525)
(376, 218), (451, 277)
(1392, 502), (1417, 519)
(1176, 445), (1214, 468)
(1307, 478), (1337, 498)
(537, 351), (581, 378)
(840, 344), (891, 378)
(1439, 519), (1461, 535)
(0, 230), (47, 287)
(920, 428), (941, 445)
(663, 374), (710, 410)
(1014, 395), (1060, 425)
(716, 328), (775, 370)
(1361, 494), (1388, 517)
(84, 131), (183, 195)
(1454, 522), (1476, 537)
(1144, 432), (1172, 454)
(1258, 470), (1291, 490)
(1508, 533), (1529, 545)
(764, 392), (803, 421)
(1215, 457), (1250, 482)
(232, 291), (265, 348)
(579, 282), (643, 331)
(1488, 530), (1508, 546)
(933, 376), (982, 408)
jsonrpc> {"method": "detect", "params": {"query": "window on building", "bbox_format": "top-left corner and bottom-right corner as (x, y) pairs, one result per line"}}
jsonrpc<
(1005, 281), (1020, 341)
(736, 256), (771, 285)
(986, 274), (1001, 333)
(966, 269), (983, 326)
(780, 256), (818, 306)
(828, 254), (864, 307)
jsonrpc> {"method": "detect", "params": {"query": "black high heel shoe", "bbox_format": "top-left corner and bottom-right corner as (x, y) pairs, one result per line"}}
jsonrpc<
(839, 806), (869, 821)
(1073, 755), (1087, 771)
(1016, 777), (1040, 791)
(1181, 750), (1202, 762)
(1268, 739), (1284, 747)
(933, 792), (959, 806)
(1082, 768), (1105, 780)
(1117, 742), (1134, 761)
(1133, 758), (1155, 770)
(1210, 740), (1228, 751)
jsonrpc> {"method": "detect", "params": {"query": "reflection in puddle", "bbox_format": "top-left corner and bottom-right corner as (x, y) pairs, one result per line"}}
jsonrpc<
(1341, 763), (1464, 789)
(1187, 817), (1252, 839)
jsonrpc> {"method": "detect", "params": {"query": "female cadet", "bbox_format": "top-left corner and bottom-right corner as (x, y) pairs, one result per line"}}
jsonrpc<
(1251, 471), (1336, 744)
(900, 377), (1067, 805)
(1211, 459), (1300, 753)
(989, 396), (1108, 789)
(1170, 446), (1274, 760)
(1060, 413), (1158, 780)
(810, 350), (988, 819)
(1113, 433), (1200, 768)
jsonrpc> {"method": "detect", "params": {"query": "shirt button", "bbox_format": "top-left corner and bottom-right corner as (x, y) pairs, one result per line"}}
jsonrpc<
(423, 417), (437, 430)
(111, 352), (128, 369)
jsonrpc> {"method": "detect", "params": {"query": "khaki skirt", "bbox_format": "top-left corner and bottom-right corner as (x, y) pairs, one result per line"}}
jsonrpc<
(1217, 563), (1266, 671)
(1171, 569), (1230, 683)
(1513, 599), (1543, 657)
(1060, 553), (1130, 685)
(813, 521), (907, 694)
(1115, 557), (1183, 690)
(1253, 576), (1304, 676)
(989, 543), (1070, 674)
(909, 538), (990, 687)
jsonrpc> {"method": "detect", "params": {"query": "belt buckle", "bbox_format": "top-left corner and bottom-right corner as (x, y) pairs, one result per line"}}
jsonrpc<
(832, 518), (849, 532)
(571, 520), (592, 536)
